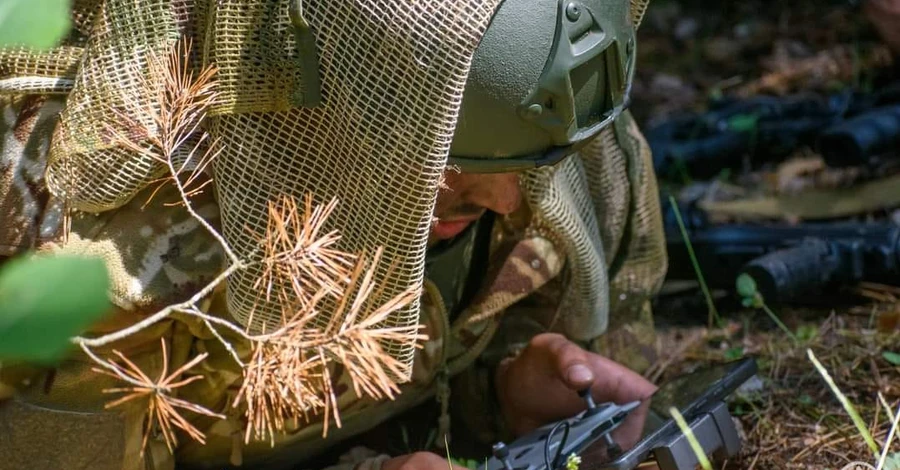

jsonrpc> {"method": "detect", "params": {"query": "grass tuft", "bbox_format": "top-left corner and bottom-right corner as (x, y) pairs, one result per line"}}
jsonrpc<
(668, 195), (721, 328)
(808, 348), (880, 457)
(669, 406), (713, 470)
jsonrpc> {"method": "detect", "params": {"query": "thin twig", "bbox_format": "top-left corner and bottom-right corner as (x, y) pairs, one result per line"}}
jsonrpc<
(200, 315), (245, 367)
(164, 155), (240, 265)
(80, 343), (148, 389)
(73, 261), (244, 348)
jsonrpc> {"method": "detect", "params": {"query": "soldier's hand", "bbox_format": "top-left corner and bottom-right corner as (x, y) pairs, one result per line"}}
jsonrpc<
(494, 333), (656, 444)
(381, 452), (471, 470)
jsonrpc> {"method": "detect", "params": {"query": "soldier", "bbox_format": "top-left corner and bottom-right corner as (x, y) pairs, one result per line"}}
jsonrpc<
(0, 0), (666, 469)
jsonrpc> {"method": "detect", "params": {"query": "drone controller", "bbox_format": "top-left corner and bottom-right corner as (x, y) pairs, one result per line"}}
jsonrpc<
(480, 358), (757, 470)
(484, 389), (639, 470)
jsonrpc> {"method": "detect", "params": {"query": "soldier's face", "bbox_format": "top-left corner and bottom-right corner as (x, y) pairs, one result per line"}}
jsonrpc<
(430, 169), (522, 242)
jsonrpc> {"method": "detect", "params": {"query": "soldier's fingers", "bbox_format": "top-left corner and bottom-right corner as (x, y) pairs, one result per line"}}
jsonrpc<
(382, 452), (471, 470)
(584, 353), (657, 404)
(529, 333), (596, 390)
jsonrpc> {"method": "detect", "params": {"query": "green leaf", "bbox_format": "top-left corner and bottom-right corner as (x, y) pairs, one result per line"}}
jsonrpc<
(0, 255), (110, 363)
(724, 347), (744, 361)
(796, 325), (819, 342)
(884, 452), (900, 470)
(884, 351), (900, 366)
(798, 394), (814, 406)
(0, 0), (71, 50)
(735, 273), (758, 299)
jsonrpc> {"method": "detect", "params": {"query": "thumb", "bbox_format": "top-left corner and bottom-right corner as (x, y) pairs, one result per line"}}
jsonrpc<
(533, 333), (596, 391)
(562, 356), (595, 391)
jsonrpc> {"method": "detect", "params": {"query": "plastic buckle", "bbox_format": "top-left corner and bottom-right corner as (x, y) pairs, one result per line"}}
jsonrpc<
(288, 0), (323, 108)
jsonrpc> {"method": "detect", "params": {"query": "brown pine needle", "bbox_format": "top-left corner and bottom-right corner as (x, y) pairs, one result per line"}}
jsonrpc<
(256, 194), (356, 308)
(234, 247), (425, 444)
(102, 38), (220, 207)
(93, 338), (226, 455)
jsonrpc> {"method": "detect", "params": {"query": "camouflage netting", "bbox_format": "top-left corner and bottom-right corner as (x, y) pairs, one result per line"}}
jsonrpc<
(522, 116), (666, 341)
(520, 0), (663, 341)
(207, 1), (504, 369)
(42, 0), (192, 212)
(13, 0), (506, 374)
(0, 0), (663, 373)
(630, 0), (650, 27)
(0, 0), (100, 94)
(0, 46), (81, 94)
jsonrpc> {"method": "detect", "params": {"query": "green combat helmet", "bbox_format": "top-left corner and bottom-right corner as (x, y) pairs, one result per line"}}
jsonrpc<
(440, 0), (662, 346)
(450, 0), (637, 173)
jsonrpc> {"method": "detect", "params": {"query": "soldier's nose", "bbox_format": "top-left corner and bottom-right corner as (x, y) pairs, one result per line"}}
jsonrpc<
(475, 172), (521, 216)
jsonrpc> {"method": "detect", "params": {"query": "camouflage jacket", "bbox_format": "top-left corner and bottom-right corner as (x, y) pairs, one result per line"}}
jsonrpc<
(0, 94), (663, 470)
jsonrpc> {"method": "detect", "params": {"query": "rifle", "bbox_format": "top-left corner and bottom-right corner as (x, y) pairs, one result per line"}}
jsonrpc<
(647, 84), (900, 179)
(818, 104), (900, 167)
(664, 203), (900, 304)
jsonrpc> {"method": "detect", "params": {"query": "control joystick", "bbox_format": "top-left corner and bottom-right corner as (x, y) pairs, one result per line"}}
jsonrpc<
(491, 442), (514, 470)
(578, 388), (599, 416)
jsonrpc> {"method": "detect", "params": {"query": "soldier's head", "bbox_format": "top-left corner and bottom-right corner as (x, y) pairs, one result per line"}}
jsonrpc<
(430, 0), (636, 241)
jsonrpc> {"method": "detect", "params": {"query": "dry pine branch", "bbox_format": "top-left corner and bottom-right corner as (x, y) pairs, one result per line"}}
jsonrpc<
(103, 38), (220, 205)
(81, 38), (427, 453)
(92, 338), (225, 455)
(255, 194), (357, 315)
(235, 246), (425, 444)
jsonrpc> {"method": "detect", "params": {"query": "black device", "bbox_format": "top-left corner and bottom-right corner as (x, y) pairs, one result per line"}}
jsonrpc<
(663, 201), (900, 304)
(480, 358), (758, 470)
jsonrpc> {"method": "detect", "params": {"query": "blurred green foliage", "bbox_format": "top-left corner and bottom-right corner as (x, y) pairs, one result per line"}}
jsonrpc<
(0, 255), (110, 363)
(883, 351), (900, 366)
(0, 0), (71, 50)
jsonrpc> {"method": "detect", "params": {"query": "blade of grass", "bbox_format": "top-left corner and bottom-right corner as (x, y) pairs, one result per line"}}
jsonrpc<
(445, 434), (453, 469)
(736, 274), (797, 343)
(760, 301), (799, 343)
(668, 196), (721, 328)
(880, 393), (896, 424)
(876, 404), (900, 470)
(669, 407), (713, 470)
(807, 348), (880, 457)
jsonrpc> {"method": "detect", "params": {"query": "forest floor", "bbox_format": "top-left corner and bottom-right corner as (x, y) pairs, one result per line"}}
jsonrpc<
(635, 0), (900, 468)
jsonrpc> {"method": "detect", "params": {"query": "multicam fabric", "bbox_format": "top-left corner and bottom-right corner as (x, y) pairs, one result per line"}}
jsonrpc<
(0, 0), (666, 469)
(0, 95), (65, 256)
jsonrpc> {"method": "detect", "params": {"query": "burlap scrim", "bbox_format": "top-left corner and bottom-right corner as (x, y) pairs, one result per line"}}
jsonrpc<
(28, 0), (502, 374)
(207, 1), (502, 369)
(2, 0), (662, 375)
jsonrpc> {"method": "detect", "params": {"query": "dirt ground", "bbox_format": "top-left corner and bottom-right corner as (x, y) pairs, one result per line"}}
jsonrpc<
(636, 0), (900, 467)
